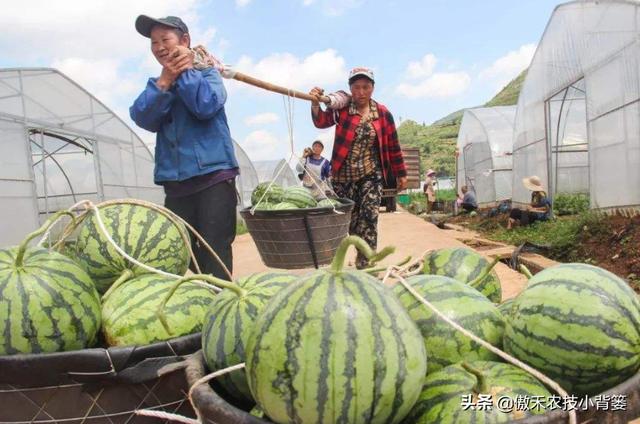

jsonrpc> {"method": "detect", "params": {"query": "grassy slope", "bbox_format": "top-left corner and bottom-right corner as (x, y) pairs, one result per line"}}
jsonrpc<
(398, 69), (527, 177)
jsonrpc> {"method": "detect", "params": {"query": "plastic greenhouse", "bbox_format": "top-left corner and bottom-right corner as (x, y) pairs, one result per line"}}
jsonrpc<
(456, 106), (516, 207)
(0, 68), (164, 246)
(253, 159), (299, 187)
(512, 0), (640, 212)
(0, 68), (260, 246)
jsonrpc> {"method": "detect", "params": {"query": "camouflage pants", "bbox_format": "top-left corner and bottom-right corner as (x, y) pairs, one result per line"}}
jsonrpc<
(333, 175), (383, 269)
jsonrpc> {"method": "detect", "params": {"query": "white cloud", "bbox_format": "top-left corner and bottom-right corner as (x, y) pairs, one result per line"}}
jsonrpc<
(303, 0), (315, 5)
(240, 130), (284, 161)
(244, 113), (279, 126)
(229, 49), (347, 93)
(405, 54), (437, 79)
(479, 43), (536, 88)
(395, 72), (471, 99)
(303, 0), (364, 16)
(236, 0), (252, 8)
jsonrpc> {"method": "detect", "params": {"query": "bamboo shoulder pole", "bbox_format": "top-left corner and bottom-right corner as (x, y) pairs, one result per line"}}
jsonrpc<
(228, 70), (331, 104)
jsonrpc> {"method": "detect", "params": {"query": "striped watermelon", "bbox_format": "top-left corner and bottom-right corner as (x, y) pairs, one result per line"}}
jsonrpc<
(504, 263), (640, 395)
(272, 202), (299, 210)
(422, 248), (502, 303)
(0, 216), (101, 354)
(202, 272), (298, 402)
(246, 236), (426, 424)
(74, 202), (190, 293)
(102, 273), (216, 346)
(254, 202), (276, 211)
(392, 274), (504, 373)
(317, 198), (340, 208)
(498, 297), (515, 319)
(251, 182), (284, 205)
(283, 186), (317, 208)
(403, 361), (552, 423)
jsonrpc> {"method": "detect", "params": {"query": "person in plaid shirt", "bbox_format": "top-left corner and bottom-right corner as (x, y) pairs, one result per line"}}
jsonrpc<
(309, 67), (407, 269)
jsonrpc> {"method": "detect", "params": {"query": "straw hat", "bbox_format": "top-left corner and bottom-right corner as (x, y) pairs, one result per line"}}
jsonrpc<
(426, 169), (436, 177)
(522, 175), (544, 192)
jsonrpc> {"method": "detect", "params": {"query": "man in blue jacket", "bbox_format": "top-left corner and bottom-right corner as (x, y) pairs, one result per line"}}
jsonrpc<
(130, 15), (239, 279)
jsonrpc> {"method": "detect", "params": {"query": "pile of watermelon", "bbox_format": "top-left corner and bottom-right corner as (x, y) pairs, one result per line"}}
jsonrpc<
(250, 181), (340, 210)
(2, 198), (639, 423)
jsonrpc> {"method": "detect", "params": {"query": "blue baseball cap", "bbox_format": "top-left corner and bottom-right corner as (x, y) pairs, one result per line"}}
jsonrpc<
(135, 15), (189, 38)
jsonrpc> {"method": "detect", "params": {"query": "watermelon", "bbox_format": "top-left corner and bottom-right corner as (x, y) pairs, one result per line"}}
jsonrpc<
(504, 263), (640, 395)
(0, 212), (101, 354)
(254, 202), (276, 211)
(102, 273), (216, 346)
(422, 247), (501, 303)
(246, 236), (426, 424)
(498, 297), (515, 319)
(282, 186), (317, 208)
(403, 361), (552, 423)
(202, 272), (298, 402)
(251, 182), (284, 205)
(317, 198), (340, 208)
(74, 202), (190, 293)
(272, 202), (299, 210)
(392, 274), (505, 373)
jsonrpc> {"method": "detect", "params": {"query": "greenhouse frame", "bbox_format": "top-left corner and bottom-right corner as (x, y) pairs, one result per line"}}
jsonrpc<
(253, 159), (299, 188)
(512, 0), (640, 213)
(456, 106), (516, 207)
(0, 68), (258, 246)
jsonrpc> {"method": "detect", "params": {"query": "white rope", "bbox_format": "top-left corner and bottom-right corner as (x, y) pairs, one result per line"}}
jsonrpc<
(134, 409), (199, 424)
(87, 201), (221, 291)
(188, 363), (246, 401)
(36, 200), (89, 247)
(385, 269), (577, 424)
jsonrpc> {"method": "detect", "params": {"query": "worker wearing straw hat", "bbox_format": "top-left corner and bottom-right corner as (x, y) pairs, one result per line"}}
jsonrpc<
(507, 175), (552, 229)
(309, 67), (407, 269)
(130, 15), (239, 279)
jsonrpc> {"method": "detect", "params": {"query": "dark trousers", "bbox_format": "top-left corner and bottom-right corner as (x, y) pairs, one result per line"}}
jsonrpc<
(510, 208), (540, 226)
(333, 176), (383, 269)
(462, 203), (477, 212)
(165, 180), (237, 280)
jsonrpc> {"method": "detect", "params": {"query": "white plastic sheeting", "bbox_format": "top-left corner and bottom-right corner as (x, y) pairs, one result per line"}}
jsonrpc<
(233, 141), (259, 208)
(457, 106), (516, 206)
(0, 68), (162, 246)
(253, 159), (299, 188)
(512, 0), (640, 211)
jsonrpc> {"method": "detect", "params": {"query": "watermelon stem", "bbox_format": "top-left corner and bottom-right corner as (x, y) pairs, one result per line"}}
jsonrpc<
(101, 269), (135, 302)
(468, 257), (500, 289)
(461, 362), (490, 394)
(330, 236), (395, 273)
(157, 274), (246, 335)
(518, 264), (533, 279)
(15, 210), (77, 267)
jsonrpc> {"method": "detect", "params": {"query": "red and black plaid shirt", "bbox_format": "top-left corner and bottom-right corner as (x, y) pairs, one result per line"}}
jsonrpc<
(312, 100), (407, 182)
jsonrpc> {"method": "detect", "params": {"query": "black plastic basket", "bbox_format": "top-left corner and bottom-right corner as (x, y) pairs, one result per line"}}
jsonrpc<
(0, 333), (201, 423)
(239, 198), (354, 269)
(185, 351), (640, 424)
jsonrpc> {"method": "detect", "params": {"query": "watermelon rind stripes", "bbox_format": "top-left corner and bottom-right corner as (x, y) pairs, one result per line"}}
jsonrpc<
(283, 186), (318, 208)
(393, 274), (505, 373)
(202, 271), (298, 402)
(422, 247), (502, 303)
(246, 269), (427, 424)
(504, 263), (640, 395)
(102, 273), (216, 347)
(74, 203), (190, 293)
(0, 247), (101, 354)
(403, 361), (552, 423)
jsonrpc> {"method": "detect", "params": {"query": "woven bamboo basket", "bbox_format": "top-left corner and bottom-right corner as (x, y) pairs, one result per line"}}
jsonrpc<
(0, 333), (200, 423)
(185, 351), (640, 424)
(239, 198), (354, 269)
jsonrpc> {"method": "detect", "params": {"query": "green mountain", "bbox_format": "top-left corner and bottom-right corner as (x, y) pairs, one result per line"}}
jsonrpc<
(398, 69), (527, 177)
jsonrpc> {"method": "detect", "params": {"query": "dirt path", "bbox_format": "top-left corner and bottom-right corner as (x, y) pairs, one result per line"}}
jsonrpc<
(232, 209), (528, 301)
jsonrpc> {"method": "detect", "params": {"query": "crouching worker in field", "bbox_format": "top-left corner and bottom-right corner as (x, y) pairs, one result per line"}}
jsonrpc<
(459, 185), (478, 213)
(507, 176), (552, 229)
(129, 15), (239, 279)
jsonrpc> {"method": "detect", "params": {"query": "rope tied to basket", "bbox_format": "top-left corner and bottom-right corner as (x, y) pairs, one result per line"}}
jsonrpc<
(384, 267), (577, 424)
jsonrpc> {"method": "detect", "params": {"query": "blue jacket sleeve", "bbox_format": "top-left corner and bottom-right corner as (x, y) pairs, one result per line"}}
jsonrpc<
(129, 79), (175, 133)
(322, 159), (331, 180)
(174, 68), (227, 120)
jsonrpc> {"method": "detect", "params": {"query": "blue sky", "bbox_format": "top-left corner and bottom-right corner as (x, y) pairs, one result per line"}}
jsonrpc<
(0, 0), (563, 162)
